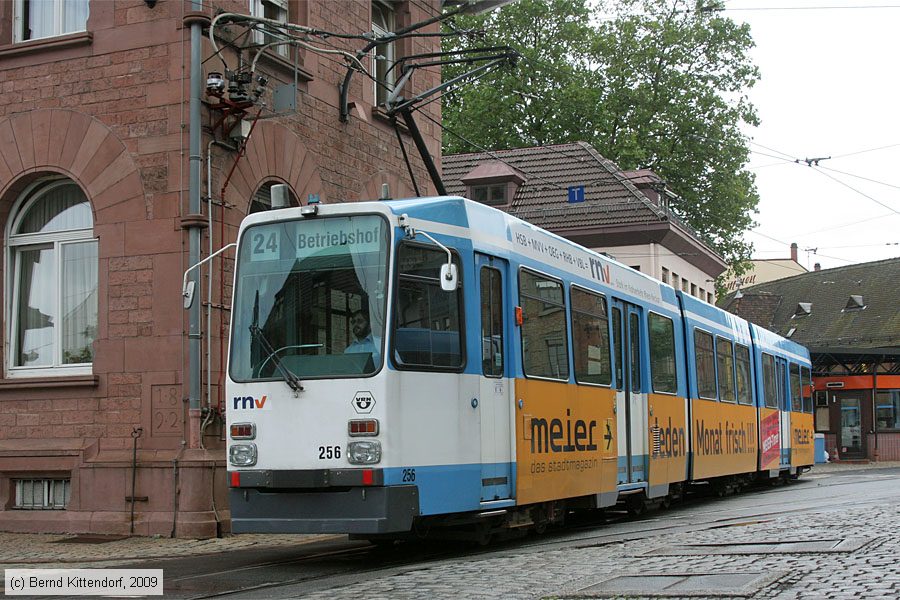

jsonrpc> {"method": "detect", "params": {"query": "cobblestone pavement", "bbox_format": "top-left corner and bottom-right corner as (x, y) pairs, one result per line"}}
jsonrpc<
(1, 462), (899, 598)
(292, 463), (900, 600)
(0, 532), (338, 570)
(289, 503), (900, 600)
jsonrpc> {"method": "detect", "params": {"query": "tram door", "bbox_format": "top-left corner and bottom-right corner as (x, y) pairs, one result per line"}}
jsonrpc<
(611, 299), (647, 485)
(476, 254), (512, 501)
(776, 358), (790, 465)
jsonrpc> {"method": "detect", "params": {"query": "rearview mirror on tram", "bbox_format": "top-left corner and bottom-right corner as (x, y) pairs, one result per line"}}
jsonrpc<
(440, 263), (458, 292)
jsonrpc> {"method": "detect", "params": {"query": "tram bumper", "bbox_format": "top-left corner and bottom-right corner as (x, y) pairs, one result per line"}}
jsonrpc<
(229, 482), (420, 534)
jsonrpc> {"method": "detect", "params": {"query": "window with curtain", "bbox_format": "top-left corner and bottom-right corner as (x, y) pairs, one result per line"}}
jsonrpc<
(8, 178), (97, 374)
(250, 0), (289, 58)
(14, 0), (89, 42)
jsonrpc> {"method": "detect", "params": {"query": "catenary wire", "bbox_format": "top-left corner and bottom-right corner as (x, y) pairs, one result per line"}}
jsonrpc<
(810, 166), (900, 215)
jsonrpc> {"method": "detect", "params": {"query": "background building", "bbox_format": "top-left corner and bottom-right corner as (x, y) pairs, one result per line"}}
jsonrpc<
(443, 143), (728, 303)
(721, 258), (900, 462)
(720, 242), (809, 294)
(0, 0), (442, 537)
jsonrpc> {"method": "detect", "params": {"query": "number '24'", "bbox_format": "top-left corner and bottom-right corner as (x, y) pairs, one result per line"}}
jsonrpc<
(252, 232), (278, 254)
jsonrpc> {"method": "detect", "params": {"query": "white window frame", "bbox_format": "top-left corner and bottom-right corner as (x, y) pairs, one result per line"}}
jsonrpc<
(5, 178), (96, 378)
(13, 0), (89, 43)
(372, 0), (396, 107)
(250, 0), (289, 57)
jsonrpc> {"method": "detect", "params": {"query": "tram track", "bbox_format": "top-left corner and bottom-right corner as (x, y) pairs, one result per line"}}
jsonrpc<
(154, 469), (899, 599)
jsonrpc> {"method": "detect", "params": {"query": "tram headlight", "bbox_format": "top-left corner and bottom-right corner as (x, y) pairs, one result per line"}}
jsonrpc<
(229, 443), (258, 467)
(347, 441), (381, 465)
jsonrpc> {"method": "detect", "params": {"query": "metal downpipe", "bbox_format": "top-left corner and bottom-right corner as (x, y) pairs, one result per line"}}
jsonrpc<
(188, 0), (203, 414)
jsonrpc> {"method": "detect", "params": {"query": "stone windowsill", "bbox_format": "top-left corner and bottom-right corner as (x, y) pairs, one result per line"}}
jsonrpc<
(0, 374), (99, 390)
(255, 49), (314, 82)
(0, 31), (93, 59)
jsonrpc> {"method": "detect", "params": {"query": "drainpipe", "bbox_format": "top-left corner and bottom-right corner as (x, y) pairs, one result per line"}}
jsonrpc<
(188, 0), (204, 417)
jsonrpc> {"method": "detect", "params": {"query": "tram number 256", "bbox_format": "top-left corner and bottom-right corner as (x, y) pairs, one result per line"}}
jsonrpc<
(318, 445), (341, 459)
(402, 468), (416, 482)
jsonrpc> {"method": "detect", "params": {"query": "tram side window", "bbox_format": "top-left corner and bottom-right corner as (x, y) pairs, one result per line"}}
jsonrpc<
(519, 270), (568, 380)
(629, 313), (641, 393)
(571, 287), (611, 385)
(694, 329), (717, 400)
(801, 366), (813, 413)
(480, 267), (504, 377)
(762, 353), (778, 408)
(611, 307), (623, 389)
(648, 313), (677, 394)
(716, 337), (736, 403)
(777, 360), (787, 411)
(789, 364), (802, 412)
(392, 244), (463, 369)
(735, 344), (753, 405)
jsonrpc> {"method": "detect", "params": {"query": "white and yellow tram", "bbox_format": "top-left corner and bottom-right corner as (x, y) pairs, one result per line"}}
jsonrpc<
(226, 197), (814, 538)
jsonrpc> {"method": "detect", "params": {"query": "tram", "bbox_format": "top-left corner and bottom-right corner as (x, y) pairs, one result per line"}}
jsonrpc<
(225, 196), (814, 538)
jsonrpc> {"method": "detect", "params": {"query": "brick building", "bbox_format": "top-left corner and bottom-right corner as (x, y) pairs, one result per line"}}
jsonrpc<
(0, 0), (442, 537)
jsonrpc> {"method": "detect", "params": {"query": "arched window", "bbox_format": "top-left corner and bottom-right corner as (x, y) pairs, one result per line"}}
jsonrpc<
(250, 182), (297, 214)
(7, 178), (97, 374)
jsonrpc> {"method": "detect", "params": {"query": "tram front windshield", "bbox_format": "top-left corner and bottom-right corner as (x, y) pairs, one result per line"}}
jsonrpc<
(229, 214), (388, 381)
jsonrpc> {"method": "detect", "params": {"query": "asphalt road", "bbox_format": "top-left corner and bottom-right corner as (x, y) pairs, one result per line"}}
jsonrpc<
(130, 466), (900, 599)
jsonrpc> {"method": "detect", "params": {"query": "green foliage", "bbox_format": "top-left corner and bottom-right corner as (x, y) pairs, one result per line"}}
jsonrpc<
(441, 0), (760, 268)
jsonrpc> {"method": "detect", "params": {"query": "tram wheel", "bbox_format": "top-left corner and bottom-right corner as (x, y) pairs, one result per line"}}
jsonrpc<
(625, 495), (648, 517)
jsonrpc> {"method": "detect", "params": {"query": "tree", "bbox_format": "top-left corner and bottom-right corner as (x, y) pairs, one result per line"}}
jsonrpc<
(441, 0), (760, 270)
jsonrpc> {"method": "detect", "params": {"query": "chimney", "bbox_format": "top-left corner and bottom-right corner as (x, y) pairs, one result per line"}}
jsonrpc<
(790, 242), (798, 262)
(814, 263), (821, 271)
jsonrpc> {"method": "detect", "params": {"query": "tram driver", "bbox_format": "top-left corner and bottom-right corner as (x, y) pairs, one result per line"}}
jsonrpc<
(345, 309), (381, 365)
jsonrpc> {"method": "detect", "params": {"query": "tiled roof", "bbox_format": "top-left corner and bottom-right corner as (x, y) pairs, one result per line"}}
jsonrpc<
(721, 257), (900, 351)
(443, 142), (672, 231)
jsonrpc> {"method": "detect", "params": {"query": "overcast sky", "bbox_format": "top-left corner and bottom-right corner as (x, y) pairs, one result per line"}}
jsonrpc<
(726, 0), (900, 271)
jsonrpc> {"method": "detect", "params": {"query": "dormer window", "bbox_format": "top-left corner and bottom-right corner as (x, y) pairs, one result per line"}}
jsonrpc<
(461, 160), (525, 209)
(843, 295), (866, 312)
(793, 302), (812, 318)
(471, 183), (507, 206)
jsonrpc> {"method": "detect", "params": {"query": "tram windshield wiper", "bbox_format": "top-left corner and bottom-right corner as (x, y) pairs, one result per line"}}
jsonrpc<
(249, 291), (303, 393)
(249, 324), (304, 393)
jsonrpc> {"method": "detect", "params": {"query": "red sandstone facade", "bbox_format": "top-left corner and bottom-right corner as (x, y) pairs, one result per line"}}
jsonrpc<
(0, 0), (441, 537)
